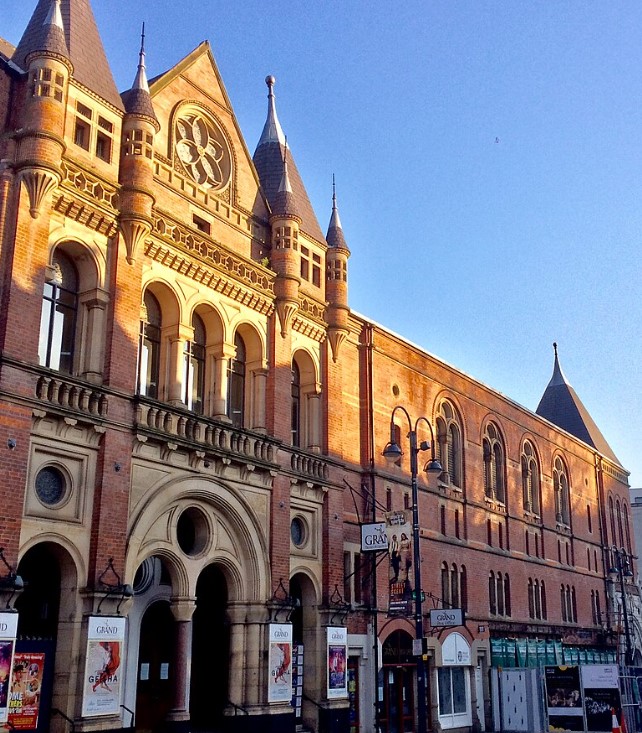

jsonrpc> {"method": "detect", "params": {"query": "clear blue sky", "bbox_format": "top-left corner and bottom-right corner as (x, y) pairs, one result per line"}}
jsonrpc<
(5, 2), (642, 486)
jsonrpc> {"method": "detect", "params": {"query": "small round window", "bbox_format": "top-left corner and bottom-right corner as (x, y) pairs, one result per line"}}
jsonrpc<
(35, 467), (66, 506)
(177, 507), (209, 557)
(290, 517), (306, 548)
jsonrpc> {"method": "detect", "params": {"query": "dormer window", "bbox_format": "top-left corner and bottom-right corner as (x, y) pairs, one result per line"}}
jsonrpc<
(73, 101), (114, 163)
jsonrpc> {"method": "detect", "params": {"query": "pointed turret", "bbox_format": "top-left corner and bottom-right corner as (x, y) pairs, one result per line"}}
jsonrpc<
(14, 0), (73, 218)
(118, 25), (159, 264)
(270, 141), (302, 337)
(325, 178), (350, 361)
(253, 76), (324, 242)
(13, 0), (123, 111)
(536, 343), (620, 464)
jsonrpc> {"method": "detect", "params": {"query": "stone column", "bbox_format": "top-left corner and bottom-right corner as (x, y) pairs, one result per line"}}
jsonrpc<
(306, 389), (322, 453)
(167, 597), (196, 724)
(211, 343), (236, 419)
(166, 324), (193, 406)
(251, 365), (268, 432)
(80, 289), (109, 384)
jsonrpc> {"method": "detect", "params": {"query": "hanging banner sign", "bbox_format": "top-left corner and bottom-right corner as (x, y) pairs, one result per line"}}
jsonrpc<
(0, 613), (18, 725)
(385, 511), (413, 616)
(327, 627), (348, 700)
(82, 616), (126, 717)
(268, 623), (293, 703)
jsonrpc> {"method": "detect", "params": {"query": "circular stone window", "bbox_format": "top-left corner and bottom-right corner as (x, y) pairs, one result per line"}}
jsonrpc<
(175, 111), (232, 191)
(290, 517), (307, 548)
(35, 466), (66, 506)
(176, 507), (209, 557)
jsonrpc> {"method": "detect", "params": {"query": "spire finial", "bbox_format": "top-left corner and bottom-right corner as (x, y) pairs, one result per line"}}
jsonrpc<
(44, 0), (64, 30)
(278, 136), (293, 194)
(553, 341), (558, 358)
(328, 174), (342, 232)
(132, 21), (149, 92)
(257, 74), (286, 147)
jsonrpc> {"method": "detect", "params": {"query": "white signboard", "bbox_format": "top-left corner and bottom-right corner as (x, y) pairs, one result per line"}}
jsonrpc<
(430, 608), (465, 627)
(268, 624), (293, 703)
(361, 523), (388, 552)
(81, 616), (126, 717)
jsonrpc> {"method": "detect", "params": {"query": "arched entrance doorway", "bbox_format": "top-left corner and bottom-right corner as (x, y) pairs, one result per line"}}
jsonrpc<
(135, 600), (175, 732)
(379, 630), (416, 733)
(290, 573), (318, 730)
(190, 564), (229, 731)
(14, 543), (75, 732)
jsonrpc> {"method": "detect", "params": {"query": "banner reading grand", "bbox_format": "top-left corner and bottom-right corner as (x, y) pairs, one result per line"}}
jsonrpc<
(268, 623), (293, 703)
(82, 616), (125, 717)
(327, 627), (348, 699)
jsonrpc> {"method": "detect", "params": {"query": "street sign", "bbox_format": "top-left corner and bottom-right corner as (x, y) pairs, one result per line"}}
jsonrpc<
(429, 608), (465, 627)
(360, 522), (388, 552)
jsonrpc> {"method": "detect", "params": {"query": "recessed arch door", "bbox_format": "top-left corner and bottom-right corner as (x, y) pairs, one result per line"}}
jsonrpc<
(135, 601), (175, 733)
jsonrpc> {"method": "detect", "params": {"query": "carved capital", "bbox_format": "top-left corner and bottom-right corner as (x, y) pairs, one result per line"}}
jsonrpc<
(19, 166), (60, 218)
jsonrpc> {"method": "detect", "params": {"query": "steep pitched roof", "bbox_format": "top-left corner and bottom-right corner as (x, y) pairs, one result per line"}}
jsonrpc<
(536, 343), (620, 465)
(12, 0), (123, 111)
(253, 76), (324, 243)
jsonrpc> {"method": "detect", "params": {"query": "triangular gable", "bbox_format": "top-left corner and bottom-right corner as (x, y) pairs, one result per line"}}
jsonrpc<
(149, 41), (269, 222)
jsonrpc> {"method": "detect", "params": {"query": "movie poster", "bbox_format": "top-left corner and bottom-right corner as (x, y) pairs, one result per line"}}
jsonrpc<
(545, 665), (584, 732)
(327, 627), (348, 700)
(268, 623), (293, 703)
(581, 665), (621, 732)
(385, 510), (413, 616)
(82, 616), (126, 717)
(8, 652), (44, 730)
(0, 613), (18, 725)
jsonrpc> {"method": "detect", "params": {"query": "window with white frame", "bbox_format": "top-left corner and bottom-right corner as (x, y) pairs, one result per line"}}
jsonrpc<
(138, 291), (161, 398)
(39, 252), (78, 373)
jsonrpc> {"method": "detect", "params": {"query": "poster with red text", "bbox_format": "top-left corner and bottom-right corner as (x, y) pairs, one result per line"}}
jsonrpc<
(8, 652), (44, 730)
(82, 616), (126, 717)
(0, 613), (18, 725)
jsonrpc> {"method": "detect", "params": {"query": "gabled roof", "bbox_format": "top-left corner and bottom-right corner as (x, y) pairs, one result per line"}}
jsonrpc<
(12, 0), (123, 111)
(253, 77), (325, 243)
(536, 343), (621, 465)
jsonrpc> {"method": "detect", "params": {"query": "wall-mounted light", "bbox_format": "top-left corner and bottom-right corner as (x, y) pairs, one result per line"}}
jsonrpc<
(6, 439), (16, 450)
(96, 557), (133, 614)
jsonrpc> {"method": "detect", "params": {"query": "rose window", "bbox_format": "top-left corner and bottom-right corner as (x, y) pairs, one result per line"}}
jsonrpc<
(175, 112), (231, 190)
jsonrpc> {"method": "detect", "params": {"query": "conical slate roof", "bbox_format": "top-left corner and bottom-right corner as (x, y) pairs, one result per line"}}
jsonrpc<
(271, 144), (301, 219)
(253, 76), (324, 242)
(536, 343), (620, 465)
(25, 0), (69, 63)
(13, 0), (123, 111)
(326, 178), (349, 252)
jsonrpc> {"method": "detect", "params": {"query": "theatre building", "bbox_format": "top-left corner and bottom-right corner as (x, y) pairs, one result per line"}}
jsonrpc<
(0, 2), (634, 733)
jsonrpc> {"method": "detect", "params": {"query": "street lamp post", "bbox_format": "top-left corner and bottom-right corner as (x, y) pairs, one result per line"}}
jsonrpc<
(383, 406), (442, 733)
(609, 546), (634, 667)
